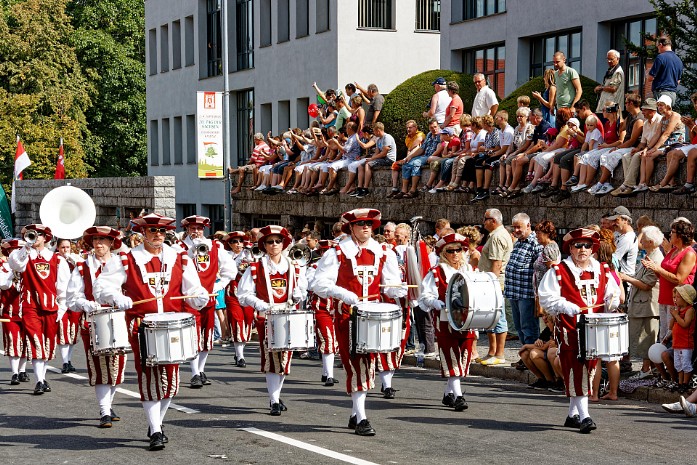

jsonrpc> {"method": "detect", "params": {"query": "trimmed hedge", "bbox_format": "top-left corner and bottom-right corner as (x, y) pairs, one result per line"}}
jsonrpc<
(380, 69), (475, 158)
(498, 75), (602, 119)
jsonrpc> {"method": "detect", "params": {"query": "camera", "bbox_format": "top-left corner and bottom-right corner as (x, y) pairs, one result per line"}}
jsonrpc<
(605, 104), (619, 113)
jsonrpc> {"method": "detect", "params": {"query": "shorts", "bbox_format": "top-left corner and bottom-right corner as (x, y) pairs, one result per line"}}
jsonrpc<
(271, 161), (290, 175)
(329, 159), (351, 172)
(579, 148), (613, 169)
(258, 165), (274, 174)
(676, 144), (697, 156)
(487, 303), (508, 334)
(348, 158), (367, 173)
(368, 158), (393, 169)
(673, 348), (694, 373)
(599, 148), (632, 173)
(237, 164), (257, 172)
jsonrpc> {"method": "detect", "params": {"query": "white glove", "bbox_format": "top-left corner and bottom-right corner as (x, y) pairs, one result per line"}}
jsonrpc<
(83, 301), (102, 313)
(255, 301), (271, 314)
(291, 287), (304, 305)
(563, 302), (581, 316)
(114, 295), (133, 310)
(334, 288), (359, 306)
(191, 291), (210, 310)
(56, 308), (67, 322)
(432, 300), (445, 311)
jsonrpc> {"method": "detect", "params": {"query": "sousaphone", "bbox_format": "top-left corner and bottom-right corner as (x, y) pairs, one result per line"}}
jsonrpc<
(39, 186), (96, 239)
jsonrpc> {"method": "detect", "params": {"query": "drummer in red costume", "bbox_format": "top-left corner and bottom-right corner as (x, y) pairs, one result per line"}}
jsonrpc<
(180, 215), (237, 388)
(66, 226), (128, 428)
(237, 225), (307, 416)
(56, 239), (82, 374)
(8, 224), (71, 395)
(310, 208), (406, 436)
(93, 213), (208, 451)
(306, 239), (339, 386)
(538, 228), (621, 434)
(224, 231), (254, 367)
(1, 240), (29, 385)
(419, 233), (473, 412)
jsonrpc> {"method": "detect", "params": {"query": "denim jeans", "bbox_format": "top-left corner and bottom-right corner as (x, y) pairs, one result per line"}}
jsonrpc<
(508, 298), (539, 345)
(401, 155), (429, 179)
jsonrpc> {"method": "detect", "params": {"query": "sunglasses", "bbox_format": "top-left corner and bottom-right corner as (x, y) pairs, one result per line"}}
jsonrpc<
(265, 239), (284, 245)
(572, 242), (593, 250)
(483, 217), (494, 222)
(148, 227), (168, 234)
(230, 239), (243, 244)
(353, 220), (373, 227)
(444, 248), (463, 254)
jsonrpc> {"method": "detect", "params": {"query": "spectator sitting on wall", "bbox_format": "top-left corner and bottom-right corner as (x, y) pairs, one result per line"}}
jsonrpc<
(230, 132), (270, 195)
(253, 133), (281, 191)
(579, 102), (625, 196)
(471, 111), (514, 199)
(308, 126), (343, 195)
(423, 127), (459, 193)
(320, 122), (361, 195)
(353, 122), (397, 199)
(656, 92), (697, 193)
(498, 107), (539, 195)
(446, 115), (477, 192)
(348, 93), (366, 133)
(394, 118), (441, 199)
(387, 120), (424, 198)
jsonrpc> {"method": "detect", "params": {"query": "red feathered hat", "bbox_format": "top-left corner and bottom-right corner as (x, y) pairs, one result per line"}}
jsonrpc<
(131, 213), (176, 233)
(181, 215), (211, 228)
(340, 208), (381, 234)
(435, 233), (469, 256)
(562, 228), (600, 254)
(83, 226), (122, 250)
(257, 225), (293, 250)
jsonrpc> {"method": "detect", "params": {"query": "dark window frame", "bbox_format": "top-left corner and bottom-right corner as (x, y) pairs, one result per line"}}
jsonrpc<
(463, 43), (506, 99)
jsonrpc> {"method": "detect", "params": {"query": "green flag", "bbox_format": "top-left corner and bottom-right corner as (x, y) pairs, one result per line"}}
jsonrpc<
(0, 184), (14, 239)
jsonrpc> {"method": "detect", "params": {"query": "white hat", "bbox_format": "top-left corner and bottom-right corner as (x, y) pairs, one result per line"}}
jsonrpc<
(657, 94), (673, 108)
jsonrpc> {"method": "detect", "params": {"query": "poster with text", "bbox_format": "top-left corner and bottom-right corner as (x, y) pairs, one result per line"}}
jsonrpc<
(197, 91), (224, 178)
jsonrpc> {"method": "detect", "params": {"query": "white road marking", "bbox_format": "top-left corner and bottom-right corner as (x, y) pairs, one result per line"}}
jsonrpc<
(241, 427), (380, 465)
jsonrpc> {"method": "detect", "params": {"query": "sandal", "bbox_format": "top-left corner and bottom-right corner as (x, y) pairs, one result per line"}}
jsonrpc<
(505, 189), (522, 199)
(658, 184), (678, 193)
(419, 185), (432, 192)
(403, 191), (419, 199)
(455, 186), (470, 193)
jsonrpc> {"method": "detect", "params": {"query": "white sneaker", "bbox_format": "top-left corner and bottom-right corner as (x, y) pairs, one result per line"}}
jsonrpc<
(522, 184), (534, 194)
(596, 183), (614, 195)
(255, 184), (267, 191)
(570, 184), (587, 193)
(428, 188), (438, 194)
(681, 396), (697, 417)
(633, 183), (648, 193)
(662, 401), (683, 413)
(628, 370), (653, 380)
(587, 183), (602, 195)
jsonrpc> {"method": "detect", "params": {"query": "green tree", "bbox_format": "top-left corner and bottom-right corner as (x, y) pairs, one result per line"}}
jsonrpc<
(0, 0), (91, 192)
(68, 0), (147, 177)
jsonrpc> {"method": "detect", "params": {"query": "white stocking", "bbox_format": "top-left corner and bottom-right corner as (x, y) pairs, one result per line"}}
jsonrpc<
(451, 377), (463, 397)
(265, 373), (280, 404)
(59, 345), (70, 364)
(379, 370), (394, 389)
(143, 400), (161, 433)
(322, 354), (334, 378)
(9, 356), (20, 374)
(189, 355), (200, 377)
(198, 351), (209, 373)
(568, 397), (579, 418)
(19, 357), (27, 372)
(445, 377), (455, 395)
(67, 344), (76, 361)
(95, 385), (112, 417)
(577, 396), (590, 420)
(160, 398), (172, 423)
(234, 342), (245, 360)
(110, 386), (117, 403)
(351, 391), (367, 422)
(32, 360), (45, 383)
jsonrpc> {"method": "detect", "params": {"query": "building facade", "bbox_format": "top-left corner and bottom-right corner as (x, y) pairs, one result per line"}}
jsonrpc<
(145, 0), (441, 230)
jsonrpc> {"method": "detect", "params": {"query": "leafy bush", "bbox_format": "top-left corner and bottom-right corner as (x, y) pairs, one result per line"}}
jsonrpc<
(380, 70), (475, 158)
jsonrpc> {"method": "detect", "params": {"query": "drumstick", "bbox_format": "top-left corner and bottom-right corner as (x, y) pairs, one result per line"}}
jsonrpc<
(379, 284), (419, 288)
(0, 318), (10, 323)
(579, 303), (607, 312)
(132, 296), (161, 306)
(169, 293), (218, 301)
(133, 293), (218, 306)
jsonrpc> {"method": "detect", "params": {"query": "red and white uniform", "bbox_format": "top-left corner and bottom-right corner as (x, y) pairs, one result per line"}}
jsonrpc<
(310, 237), (405, 393)
(237, 256), (307, 374)
(306, 264), (337, 355)
(538, 257), (620, 396)
(0, 263), (24, 358)
(93, 244), (208, 401)
(8, 247), (71, 361)
(419, 263), (475, 378)
(58, 256), (82, 346)
(226, 249), (255, 343)
(376, 296), (410, 372)
(66, 253), (127, 386)
(181, 237), (237, 351)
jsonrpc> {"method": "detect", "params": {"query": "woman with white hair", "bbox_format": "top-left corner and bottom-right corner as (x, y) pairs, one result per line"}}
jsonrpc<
(619, 225), (664, 379)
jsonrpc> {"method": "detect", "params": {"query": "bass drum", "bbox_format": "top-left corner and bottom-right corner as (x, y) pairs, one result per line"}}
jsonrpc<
(445, 271), (503, 331)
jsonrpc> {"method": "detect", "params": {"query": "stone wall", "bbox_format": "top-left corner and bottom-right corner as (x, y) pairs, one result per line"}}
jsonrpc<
(231, 161), (695, 233)
(14, 176), (176, 235)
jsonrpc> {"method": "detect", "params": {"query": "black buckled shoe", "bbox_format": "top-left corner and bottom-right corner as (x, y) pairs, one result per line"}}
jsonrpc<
(564, 414), (581, 428)
(68, 361), (76, 373)
(579, 417), (597, 434)
(270, 403), (282, 416)
(383, 387), (396, 399)
(454, 396), (468, 411)
(11, 374), (20, 385)
(34, 382), (44, 395)
(324, 377), (336, 387)
(354, 419), (376, 436)
(279, 399), (287, 411)
(321, 375), (327, 383)
(18, 372), (29, 382)
(99, 415), (113, 428)
(42, 381), (51, 393)
(442, 393), (456, 407)
(147, 426), (168, 443)
(148, 432), (165, 451)
(200, 372), (211, 385)
(190, 374), (203, 389)
(348, 415), (357, 429)
(110, 409), (120, 421)
(236, 358), (246, 368)
(61, 363), (70, 374)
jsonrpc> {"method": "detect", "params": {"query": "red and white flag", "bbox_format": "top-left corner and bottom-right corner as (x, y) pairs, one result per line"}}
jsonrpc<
(54, 138), (65, 179)
(11, 137), (31, 212)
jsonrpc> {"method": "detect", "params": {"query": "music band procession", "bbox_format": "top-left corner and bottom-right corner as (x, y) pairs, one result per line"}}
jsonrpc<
(2, 184), (666, 452)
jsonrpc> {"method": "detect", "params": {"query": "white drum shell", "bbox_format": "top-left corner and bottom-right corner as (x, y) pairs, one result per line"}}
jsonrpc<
(88, 308), (132, 355)
(583, 313), (629, 360)
(354, 303), (402, 354)
(142, 313), (198, 366)
(446, 271), (503, 331)
(265, 310), (316, 351)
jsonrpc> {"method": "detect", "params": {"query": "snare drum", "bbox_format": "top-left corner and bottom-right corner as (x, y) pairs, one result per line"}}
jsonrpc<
(579, 313), (629, 360)
(142, 313), (198, 366)
(351, 302), (402, 354)
(88, 307), (132, 355)
(265, 309), (316, 351)
(445, 271), (503, 331)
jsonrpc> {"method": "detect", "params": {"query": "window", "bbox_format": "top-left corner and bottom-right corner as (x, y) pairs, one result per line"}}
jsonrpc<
(236, 89), (254, 167)
(316, 0), (330, 33)
(150, 120), (159, 166)
(415, 0), (440, 32)
(296, 0), (309, 38)
(260, 0), (272, 46)
(236, 0), (254, 70)
(186, 114), (196, 164)
(260, 103), (272, 135)
(611, 17), (657, 100)
(530, 30), (582, 78)
(148, 28), (157, 75)
(179, 204), (197, 219)
(172, 20), (181, 70)
(455, 0), (505, 22)
(463, 44), (506, 98)
(162, 118), (171, 165)
(358, 0), (394, 30)
(160, 24), (169, 72)
(296, 97), (310, 130)
(185, 15), (195, 67)
(278, 100), (290, 132)
(205, 204), (224, 233)
(277, 0), (289, 43)
(207, 0), (222, 77)
(173, 116), (183, 164)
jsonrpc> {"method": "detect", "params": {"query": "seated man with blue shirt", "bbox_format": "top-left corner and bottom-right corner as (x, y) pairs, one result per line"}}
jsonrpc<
(394, 118), (441, 199)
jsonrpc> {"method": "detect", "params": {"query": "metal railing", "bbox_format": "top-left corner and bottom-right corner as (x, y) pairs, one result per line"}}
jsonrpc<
(415, 0), (440, 31)
(358, 0), (393, 29)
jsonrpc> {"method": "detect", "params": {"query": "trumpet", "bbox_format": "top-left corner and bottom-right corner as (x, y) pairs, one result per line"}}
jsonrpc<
(24, 230), (38, 245)
(194, 242), (210, 257)
(288, 243), (311, 266)
(251, 245), (264, 259)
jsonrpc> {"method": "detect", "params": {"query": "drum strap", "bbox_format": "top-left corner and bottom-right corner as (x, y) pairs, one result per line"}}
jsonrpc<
(137, 320), (148, 367)
(576, 314), (587, 362)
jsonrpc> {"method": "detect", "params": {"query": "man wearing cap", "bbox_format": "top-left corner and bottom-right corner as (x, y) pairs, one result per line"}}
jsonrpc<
(9, 224), (71, 395)
(66, 226), (128, 428)
(180, 215), (237, 388)
(471, 73), (498, 117)
(224, 231), (254, 367)
(93, 213), (209, 451)
(310, 208), (406, 436)
(0, 240), (29, 386)
(423, 77), (450, 125)
(607, 206), (638, 280)
(237, 225), (308, 416)
(539, 228), (621, 434)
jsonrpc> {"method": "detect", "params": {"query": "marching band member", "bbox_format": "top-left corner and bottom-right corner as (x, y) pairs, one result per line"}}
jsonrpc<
(66, 227), (128, 428)
(56, 239), (81, 374)
(180, 215), (237, 388)
(8, 224), (71, 395)
(419, 233), (473, 411)
(310, 208), (406, 436)
(224, 231), (254, 367)
(538, 228), (621, 434)
(306, 239), (339, 386)
(93, 213), (209, 451)
(1, 240), (29, 385)
(237, 225), (307, 416)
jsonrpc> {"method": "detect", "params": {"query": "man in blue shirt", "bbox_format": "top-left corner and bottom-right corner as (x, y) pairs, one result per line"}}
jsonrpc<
(647, 36), (683, 104)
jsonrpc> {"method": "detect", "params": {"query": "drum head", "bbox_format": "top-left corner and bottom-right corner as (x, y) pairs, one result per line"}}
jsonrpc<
(446, 272), (469, 331)
(354, 302), (401, 314)
(143, 312), (190, 323)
